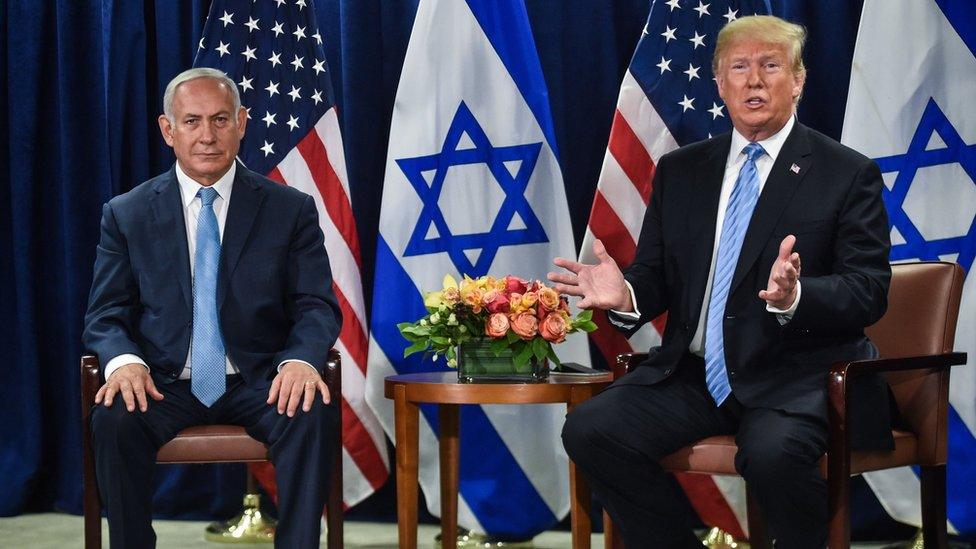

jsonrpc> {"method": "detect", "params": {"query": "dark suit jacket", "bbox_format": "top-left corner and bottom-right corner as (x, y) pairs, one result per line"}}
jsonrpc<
(83, 163), (342, 389)
(615, 122), (893, 450)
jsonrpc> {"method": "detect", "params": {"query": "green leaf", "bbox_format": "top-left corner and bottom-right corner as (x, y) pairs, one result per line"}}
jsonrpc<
(546, 345), (561, 365)
(402, 340), (428, 358)
(531, 338), (549, 361)
(430, 336), (450, 345)
(578, 321), (598, 332)
(514, 342), (534, 368)
(506, 331), (521, 344)
(489, 337), (510, 356)
(576, 309), (593, 322)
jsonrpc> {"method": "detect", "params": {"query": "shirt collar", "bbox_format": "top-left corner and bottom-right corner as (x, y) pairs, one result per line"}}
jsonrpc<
(728, 114), (796, 166)
(175, 161), (237, 208)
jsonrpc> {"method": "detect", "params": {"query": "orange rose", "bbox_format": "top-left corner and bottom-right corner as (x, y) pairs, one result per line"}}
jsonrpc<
(540, 312), (568, 343)
(485, 312), (510, 338)
(510, 312), (539, 340)
(537, 286), (559, 313)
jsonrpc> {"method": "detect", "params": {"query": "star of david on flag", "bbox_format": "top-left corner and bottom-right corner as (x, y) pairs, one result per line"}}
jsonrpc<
(364, 0), (590, 538)
(399, 101), (548, 276)
(842, 0), (976, 536)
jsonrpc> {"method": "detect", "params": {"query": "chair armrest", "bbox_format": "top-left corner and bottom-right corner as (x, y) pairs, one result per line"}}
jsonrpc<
(325, 348), (341, 397)
(616, 353), (649, 377)
(827, 351), (967, 477)
(828, 352), (966, 380)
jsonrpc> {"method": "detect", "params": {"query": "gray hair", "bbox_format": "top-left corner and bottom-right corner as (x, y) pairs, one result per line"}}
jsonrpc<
(162, 67), (241, 122)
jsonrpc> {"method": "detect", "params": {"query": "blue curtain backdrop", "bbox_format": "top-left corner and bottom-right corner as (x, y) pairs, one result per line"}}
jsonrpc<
(3, 0), (907, 538)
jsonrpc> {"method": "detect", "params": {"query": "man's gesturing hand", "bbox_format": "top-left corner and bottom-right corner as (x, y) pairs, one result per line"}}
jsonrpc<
(96, 363), (164, 412)
(548, 239), (632, 311)
(759, 235), (801, 310)
(267, 361), (331, 417)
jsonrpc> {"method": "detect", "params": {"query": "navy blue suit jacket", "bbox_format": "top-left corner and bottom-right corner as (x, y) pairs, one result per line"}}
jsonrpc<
(83, 164), (342, 389)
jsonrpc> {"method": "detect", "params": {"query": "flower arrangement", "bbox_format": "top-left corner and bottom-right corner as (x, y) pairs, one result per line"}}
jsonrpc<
(398, 274), (597, 369)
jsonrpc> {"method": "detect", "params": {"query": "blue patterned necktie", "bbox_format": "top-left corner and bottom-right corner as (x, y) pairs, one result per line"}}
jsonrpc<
(703, 142), (765, 406)
(191, 186), (226, 407)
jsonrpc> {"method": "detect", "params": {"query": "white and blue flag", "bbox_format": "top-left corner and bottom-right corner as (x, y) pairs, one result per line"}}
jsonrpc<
(364, 0), (590, 538)
(842, 0), (976, 536)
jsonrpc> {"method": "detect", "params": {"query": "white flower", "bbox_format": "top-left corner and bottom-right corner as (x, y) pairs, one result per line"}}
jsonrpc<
(430, 312), (441, 324)
(420, 318), (428, 326)
(447, 313), (458, 326)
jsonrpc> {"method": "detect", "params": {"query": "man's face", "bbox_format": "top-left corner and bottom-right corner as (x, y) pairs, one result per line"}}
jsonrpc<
(158, 77), (246, 186)
(715, 39), (804, 142)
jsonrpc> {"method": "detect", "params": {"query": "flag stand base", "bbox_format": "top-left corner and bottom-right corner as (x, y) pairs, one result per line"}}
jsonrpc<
(435, 527), (534, 547)
(204, 492), (276, 544)
(700, 527), (749, 548)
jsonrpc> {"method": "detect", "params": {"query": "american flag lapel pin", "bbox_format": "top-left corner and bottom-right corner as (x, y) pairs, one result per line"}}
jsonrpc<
(790, 163), (801, 174)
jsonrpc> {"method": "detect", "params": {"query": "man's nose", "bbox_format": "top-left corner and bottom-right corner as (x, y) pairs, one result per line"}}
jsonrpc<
(746, 65), (763, 87)
(199, 121), (217, 142)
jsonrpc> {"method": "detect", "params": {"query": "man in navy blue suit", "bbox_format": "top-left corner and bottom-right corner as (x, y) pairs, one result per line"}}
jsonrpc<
(83, 67), (341, 549)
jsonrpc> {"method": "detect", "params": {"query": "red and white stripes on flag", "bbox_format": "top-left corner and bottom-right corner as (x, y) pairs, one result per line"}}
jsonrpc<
(581, 71), (749, 538)
(252, 107), (390, 507)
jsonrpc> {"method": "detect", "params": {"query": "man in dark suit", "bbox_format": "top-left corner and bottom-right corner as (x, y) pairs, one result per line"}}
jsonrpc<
(550, 16), (891, 548)
(83, 67), (341, 549)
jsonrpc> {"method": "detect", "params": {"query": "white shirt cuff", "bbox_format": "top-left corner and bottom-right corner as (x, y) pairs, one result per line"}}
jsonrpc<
(766, 280), (801, 325)
(277, 359), (319, 375)
(104, 354), (149, 380)
(608, 280), (642, 328)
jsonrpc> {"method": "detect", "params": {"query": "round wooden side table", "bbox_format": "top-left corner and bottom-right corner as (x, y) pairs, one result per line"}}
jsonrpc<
(384, 371), (614, 549)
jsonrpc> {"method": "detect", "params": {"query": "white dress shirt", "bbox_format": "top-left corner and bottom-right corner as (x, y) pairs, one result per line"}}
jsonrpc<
(104, 162), (315, 380)
(612, 115), (801, 356)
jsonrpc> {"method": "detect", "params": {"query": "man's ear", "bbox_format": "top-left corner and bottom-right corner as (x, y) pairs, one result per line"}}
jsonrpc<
(158, 115), (175, 147)
(235, 106), (247, 139)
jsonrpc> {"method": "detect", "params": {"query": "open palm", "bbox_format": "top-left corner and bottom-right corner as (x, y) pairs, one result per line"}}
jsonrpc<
(548, 239), (631, 311)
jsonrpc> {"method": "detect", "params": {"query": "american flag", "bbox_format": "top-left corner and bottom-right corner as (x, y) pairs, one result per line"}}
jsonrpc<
(194, 0), (390, 507)
(581, 0), (769, 539)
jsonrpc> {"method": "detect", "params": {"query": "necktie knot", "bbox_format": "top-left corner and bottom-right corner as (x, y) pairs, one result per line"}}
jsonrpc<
(198, 186), (219, 207)
(743, 142), (766, 163)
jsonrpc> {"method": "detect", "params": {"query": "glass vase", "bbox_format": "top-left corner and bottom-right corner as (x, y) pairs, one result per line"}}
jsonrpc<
(456, 338), (549, 383)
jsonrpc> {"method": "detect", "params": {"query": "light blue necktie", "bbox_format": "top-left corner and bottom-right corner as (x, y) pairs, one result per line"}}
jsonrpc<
(703, 142), (765, 406)
(191, 186), (226, 407)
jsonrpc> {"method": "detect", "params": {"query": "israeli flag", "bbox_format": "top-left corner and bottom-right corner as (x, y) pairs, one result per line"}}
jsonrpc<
(364, 0), (590, 538)
(842, 0), (976, 536)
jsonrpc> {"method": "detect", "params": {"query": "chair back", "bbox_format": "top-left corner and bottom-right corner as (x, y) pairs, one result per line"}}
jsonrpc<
(865, 261), (965, 463)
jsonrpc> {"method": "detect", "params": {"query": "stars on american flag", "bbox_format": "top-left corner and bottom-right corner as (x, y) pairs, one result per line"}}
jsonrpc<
(193, 0), (339, 174)
(631, 0), (765, 142)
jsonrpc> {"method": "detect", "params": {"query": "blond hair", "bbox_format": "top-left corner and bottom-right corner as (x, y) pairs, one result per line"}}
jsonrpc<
(712, 15), (807, 77)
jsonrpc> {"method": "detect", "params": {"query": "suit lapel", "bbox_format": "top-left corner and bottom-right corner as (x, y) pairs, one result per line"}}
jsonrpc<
(683, 135), (730, 322)
(150, 168), (192, 310)
(729, 123), (812, 296)
(218, 166), (265, 308)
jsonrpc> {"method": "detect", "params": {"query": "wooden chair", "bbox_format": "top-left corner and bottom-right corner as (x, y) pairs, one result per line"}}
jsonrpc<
(81, 349), (345, 549)
(604, 261), (968, 549)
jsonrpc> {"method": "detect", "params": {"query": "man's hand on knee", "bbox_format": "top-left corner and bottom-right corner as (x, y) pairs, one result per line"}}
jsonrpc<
(96, 363), (164, 412)
(267, 361), (331, 417)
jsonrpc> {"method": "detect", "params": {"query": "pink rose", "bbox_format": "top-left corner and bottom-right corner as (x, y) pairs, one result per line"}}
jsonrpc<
(485, 312), (510, 338)
(540, 312), (568, 343)
(504, 275), (528, 295)
(483, 289), (510, 314)
(510, 312), (539, 341)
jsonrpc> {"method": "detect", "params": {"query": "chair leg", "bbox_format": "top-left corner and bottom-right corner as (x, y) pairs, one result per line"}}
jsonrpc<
(920, 465), (948, 549)
(603, 510), (624, 549)
(83, 461), (102, 549)
(326, 419), (343, 548)
(746, 484), (773, 549)
(826, 468), (851, 549)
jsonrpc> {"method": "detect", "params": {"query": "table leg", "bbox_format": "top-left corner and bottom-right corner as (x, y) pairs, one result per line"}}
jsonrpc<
(394, 385), (420, 549)
(568, 398), (592, 549)
(439, 404), (460, 549)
